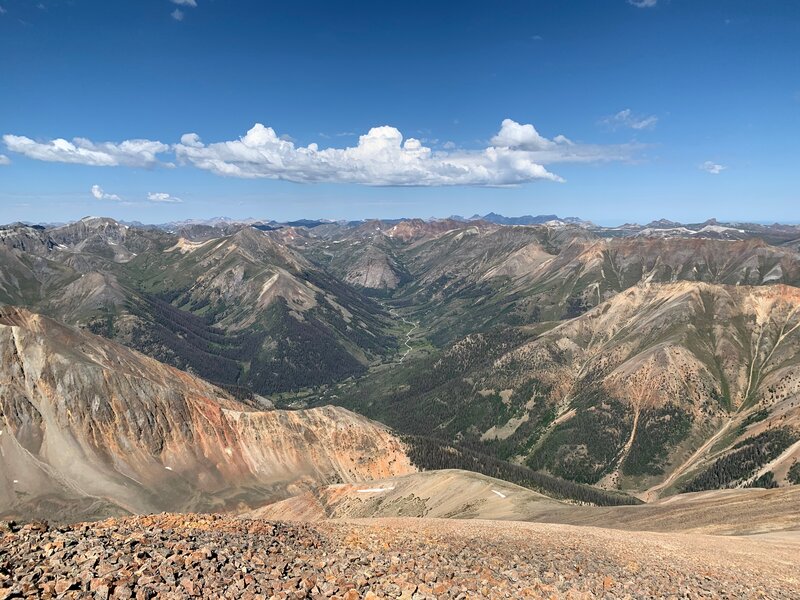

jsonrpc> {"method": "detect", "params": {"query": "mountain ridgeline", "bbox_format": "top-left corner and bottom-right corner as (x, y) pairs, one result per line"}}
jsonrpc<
(2, 215), (800, 505)
(0, 218), (395, 395)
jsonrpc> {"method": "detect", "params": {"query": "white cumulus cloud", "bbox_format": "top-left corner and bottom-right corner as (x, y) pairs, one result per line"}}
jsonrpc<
(147, 192), (183, 203)
(700, 161), (726, 175)
(173, 122), (562, 186)
(601, 109), (658, 131)
(171, 0), (196, 5)
(629, 0), (657, 7)
(490, 119), (560, 150)
(171, 8), (184, 20)
(91, 185), (121, 201)
(0, 154), (10, 165)
(3, 134), (168, 167)
(174, 119), (634, 186)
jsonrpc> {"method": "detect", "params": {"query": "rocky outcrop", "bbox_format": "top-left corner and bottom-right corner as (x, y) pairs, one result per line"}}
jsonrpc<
(0, 307), (414, 521)
(343, 246), (401, 290)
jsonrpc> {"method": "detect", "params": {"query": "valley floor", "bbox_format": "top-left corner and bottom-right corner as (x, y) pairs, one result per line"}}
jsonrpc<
(2, 513), (798, 599)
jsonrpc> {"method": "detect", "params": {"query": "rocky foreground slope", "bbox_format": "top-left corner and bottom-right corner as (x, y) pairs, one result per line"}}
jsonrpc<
(1, 513), (798, 599)
(0, 307), (414, 521)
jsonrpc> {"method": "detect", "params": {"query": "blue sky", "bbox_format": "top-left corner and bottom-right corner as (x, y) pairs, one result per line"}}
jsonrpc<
(1, 0), (798, 225)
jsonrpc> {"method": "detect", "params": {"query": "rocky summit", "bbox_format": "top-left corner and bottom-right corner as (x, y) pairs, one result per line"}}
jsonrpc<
(2, 513), (798, 599)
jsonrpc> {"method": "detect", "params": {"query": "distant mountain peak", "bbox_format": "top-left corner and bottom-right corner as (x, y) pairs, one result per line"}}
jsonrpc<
(645, 218), (683, 228)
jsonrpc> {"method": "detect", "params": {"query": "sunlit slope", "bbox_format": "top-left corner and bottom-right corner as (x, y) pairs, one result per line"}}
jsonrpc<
(324, 282), (800, 495)
(252, 469), (800, 536)
(0, 306), (414, 522)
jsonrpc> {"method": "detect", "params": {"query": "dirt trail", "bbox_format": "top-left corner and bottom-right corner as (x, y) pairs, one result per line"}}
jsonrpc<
(381, 302), (419, 364)
(398, 315), (418, 362)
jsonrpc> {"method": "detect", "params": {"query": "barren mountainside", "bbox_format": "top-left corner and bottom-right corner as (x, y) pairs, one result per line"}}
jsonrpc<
(253, 468), (800, 536)
(0, 306), (414, 522)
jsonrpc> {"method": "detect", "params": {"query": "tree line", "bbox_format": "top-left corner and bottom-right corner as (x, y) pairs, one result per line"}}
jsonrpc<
(402, 434), (642, 506)
(682, 427), (799, 492)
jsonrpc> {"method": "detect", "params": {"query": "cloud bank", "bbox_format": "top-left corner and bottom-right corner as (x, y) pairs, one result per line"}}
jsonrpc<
(174, 119), (635, 186)
(174, 122), (567, 186)
(4, 134), (168, 167)
(170, 0), (196, 21)
(4, 119), (637, 187)
(90, 186), (184, 203)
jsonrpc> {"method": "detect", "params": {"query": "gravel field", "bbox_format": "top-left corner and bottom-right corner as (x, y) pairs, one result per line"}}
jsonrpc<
(1, 514), (798, 599)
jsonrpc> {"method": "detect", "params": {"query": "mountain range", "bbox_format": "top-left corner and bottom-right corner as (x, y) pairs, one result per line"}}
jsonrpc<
(2, 214), (800, 522)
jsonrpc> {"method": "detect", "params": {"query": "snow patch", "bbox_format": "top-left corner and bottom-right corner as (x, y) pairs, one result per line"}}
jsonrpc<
(697, 225), (745, 234)
(356, 486), (395, 493)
